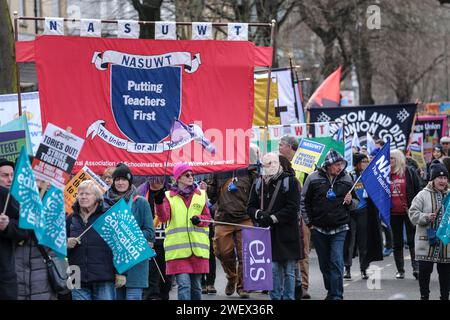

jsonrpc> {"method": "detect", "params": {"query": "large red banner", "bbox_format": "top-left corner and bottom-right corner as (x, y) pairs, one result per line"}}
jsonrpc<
(35, 36), (256, 175)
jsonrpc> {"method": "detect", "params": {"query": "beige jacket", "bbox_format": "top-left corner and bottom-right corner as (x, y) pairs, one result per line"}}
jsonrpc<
(408, 182), (450, 263)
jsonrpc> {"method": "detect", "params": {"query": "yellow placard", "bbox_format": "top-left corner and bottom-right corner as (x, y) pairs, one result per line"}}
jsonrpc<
(291, 139), (326, 174)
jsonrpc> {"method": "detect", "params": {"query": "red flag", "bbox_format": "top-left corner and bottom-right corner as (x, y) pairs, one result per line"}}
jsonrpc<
(306, 66), (341, 109)
(35, 36), (256, 175)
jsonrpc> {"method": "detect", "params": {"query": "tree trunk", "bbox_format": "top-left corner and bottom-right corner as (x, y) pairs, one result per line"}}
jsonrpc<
(0, 0), (17, 94)
(131, 0), (163, 39)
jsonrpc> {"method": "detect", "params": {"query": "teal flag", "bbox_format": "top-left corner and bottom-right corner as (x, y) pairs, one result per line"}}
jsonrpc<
(37, 186), (67, 258)
(437, 194), (450, 246)
(0, 115), (33, 155)
(10, 146), (43, 230)
(92, 198), (155, 274)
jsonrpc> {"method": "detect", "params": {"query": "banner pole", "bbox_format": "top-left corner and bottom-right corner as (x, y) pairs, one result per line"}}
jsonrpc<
(152, 257), (166, 283)
(13, 12), (23, 116)
(288, 55), (300, 123)
(76, 224), (94, 240)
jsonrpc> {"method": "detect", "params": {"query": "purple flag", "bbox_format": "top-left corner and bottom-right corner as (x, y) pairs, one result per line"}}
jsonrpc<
(242, 228), (273, 291)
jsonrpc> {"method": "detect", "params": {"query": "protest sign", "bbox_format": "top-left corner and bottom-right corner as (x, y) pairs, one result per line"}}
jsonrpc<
(242, 227), (273, 291)
(291, 139), (325, 174)
(64, 166), (108, 214)
(32, 123), (84, 190)
(0, 130), (26, 162)
(413, 115), (447, 162)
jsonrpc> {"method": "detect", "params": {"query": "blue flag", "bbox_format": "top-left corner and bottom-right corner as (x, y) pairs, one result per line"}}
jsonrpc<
(0, 115), (33, 155)
(334, 124), (344, 142)
(37, 186), (67, 258)
(352, 131), (361, 149)
(344, 138), (353, 172)
(92, 198), (155, 274)
(10, 146), (43, 230)
(361, 140), (391, 226)
(437, 195), (450, 246)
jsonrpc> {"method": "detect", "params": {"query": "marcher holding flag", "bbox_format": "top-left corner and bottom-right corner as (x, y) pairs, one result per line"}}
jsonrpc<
(154, 163), (211, 300)
(409, 161), (450, 300)
(66, 180), (117, 300)
(104, 163), (155, 300)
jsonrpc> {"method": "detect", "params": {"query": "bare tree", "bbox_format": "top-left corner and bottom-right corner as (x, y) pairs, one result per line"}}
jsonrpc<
(0, 0), (17, 94)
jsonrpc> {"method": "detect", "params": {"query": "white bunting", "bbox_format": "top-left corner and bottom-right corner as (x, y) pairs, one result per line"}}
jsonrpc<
(44, 17), (64, 35)
(314, 122), (331, 137)
(155, 21), (177, 40)
(118, 20), (140, 39)
(227, 23), (248, 41)
(192, 22), (212, 40)
(80, 19), (101, 37)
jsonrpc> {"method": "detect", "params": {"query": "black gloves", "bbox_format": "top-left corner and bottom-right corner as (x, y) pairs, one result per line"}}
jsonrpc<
(190, 215), (201, 226)
(255, 211), (273, 228)
(154, 189), (166, 205)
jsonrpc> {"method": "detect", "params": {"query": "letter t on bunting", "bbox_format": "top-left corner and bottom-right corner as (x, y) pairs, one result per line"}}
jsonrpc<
(155, 21), (177, 40)
(228, 23), (248, 41)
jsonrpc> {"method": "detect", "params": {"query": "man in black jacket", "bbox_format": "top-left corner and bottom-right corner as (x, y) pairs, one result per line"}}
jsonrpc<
(301, 149), (358, 300)
(0, 185), (28, 300)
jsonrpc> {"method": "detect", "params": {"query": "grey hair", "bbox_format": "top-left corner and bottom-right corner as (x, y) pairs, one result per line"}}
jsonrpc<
(77, 180), (103, 202)
(390, 149), (406, 176)
(280, 135), (299, 151)
(249, 143), (260, 165)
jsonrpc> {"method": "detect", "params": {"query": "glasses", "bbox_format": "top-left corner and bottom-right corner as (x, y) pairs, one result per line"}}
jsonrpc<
(361, 160), (369, 163)
(183, 172), (194, 178)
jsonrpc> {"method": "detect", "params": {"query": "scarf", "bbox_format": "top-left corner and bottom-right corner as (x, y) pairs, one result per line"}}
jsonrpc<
(107, 184), (137, 203)
(170, 183), (198, 198)
(263, 165), (283, 184)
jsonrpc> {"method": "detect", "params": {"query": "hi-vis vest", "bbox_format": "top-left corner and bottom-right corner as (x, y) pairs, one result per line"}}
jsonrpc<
(164, 190), (210, 261)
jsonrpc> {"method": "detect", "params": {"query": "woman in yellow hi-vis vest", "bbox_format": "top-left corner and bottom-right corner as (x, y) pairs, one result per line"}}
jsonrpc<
(154, 163), (211, 300)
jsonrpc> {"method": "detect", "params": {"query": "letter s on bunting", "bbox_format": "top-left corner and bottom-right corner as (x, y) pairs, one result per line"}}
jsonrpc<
(35, 36), (257, 175)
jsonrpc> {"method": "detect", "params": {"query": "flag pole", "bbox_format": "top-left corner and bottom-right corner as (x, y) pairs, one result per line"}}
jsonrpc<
(199, 218), (268, 230)
(288, 55), (300, 123)
(1, 193), (11, 215)
(152, 257), (166, 283)
(76, 224), (94, 240)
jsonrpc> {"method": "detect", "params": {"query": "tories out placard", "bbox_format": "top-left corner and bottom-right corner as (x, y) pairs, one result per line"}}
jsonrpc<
(32, 123), (84, 190)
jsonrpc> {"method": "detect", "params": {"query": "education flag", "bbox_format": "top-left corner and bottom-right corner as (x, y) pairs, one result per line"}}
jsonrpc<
(437, 195), (450, 246)
(92, 198), (155, 274)
(10, 146), (43, 230)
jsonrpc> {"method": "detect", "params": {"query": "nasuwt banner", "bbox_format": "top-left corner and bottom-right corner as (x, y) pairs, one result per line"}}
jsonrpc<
(309, 104), (417, 150)
(32, 123), (85, 190)
(292, 138), (325, 174)
(242, 227), (273, 291)
(0, 130), (26, 163)
(35, 36), (256, 175)
(92, 198), (155, 274)
(413, 115), (447, 163)
(64, 165), (108, 214)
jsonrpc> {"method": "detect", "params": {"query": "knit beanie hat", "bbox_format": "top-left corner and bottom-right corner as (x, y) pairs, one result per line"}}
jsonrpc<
(173, 163), (193, 181)
(112, 163), (133, 184)
(0, 158), (15, 169)
(430, 160), (449, 181)
(323, 148), (346, 168)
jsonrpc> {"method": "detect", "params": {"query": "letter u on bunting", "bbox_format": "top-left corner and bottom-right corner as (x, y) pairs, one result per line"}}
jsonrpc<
(192, 22), (212, 40)
(44, 17), (64, 35)
(80, 19), (102, 37)
(228, 23), (248, 41)
(155, 21), (177, 40)
(118, 20), (140, 38)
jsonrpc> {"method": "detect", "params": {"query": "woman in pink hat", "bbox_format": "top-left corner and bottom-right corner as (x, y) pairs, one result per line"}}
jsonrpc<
(154, 163), (211, 300)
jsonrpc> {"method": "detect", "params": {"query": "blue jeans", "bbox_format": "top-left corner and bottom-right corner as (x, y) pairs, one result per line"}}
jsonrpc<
(311, 229), (347, 300)
(270, 260), (296, 300)
(176, 274), (202, 300)
(116, 287), (143, 300)
(72, 282), (116, 300)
